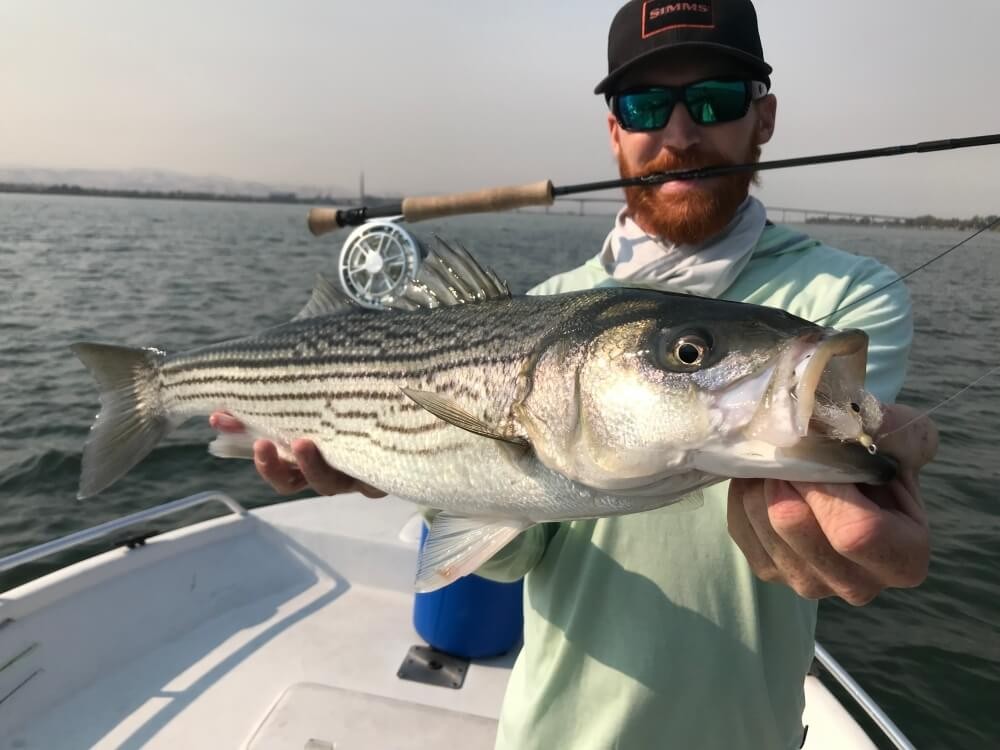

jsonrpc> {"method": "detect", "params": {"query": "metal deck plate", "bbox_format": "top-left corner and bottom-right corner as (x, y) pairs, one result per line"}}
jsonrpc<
(397, 645), (469, 689)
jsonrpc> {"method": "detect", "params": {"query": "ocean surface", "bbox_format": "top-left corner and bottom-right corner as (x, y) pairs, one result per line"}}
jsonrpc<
(1, 193), (997, 748)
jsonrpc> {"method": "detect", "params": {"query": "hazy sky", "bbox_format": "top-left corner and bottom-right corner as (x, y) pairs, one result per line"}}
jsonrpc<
(3, 0), (999, 216)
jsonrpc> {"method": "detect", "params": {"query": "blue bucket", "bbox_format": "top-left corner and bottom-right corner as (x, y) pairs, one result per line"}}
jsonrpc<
(412, 522), (524, 659)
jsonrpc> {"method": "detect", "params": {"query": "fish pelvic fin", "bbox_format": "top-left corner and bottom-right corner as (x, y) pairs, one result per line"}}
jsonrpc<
(71, 343), (172, 499)
(416, 514), (533, 592)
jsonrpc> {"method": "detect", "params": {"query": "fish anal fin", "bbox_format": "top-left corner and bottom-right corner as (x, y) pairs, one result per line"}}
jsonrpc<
(401, 388), (528, 447)
(208, 428), (297, 464)
(208, 432), (257, 460)
(416, 514), (533, 592)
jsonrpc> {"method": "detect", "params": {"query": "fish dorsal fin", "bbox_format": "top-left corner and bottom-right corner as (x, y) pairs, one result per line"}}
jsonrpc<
(293, 272), (357, 320)
(401, 387), (529, 447)
(416, 513), (534, 592)
(385, 238), (511, 311)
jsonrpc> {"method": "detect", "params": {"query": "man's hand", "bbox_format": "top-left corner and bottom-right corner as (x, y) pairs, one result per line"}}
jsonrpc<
(727, 403), (936, 605)
(209, 412), (387, 498)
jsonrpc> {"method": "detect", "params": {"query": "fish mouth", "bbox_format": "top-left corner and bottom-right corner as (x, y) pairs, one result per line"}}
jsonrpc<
(742, 329), (876, 449)
(698, 328), (895, 485)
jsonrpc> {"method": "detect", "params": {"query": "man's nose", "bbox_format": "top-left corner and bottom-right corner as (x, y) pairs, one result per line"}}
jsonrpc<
(659, 102), (701, 152)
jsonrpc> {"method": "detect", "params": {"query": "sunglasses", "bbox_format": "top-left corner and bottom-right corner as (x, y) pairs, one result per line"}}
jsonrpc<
(611, 79), (769, 132)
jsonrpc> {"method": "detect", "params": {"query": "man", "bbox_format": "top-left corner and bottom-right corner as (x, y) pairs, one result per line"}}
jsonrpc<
(212, 1), (935, 747)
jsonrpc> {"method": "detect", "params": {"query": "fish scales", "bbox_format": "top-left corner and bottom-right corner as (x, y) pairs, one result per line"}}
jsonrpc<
(150, 294), (619, 513)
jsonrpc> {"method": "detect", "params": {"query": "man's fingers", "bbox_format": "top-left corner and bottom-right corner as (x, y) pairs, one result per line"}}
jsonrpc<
(727, 479), (781, 583)
(356, 482), (389, 499)
(766, 479), (881, 605)
(794, 480), (929, 588)
(292, 440), (354, 495)
(741, 479), (834, 600)
(209, 411), (246, 434)
(876, 404), (939, 469)
(292, 440), (387, 498)
(253, 440), (308, 495)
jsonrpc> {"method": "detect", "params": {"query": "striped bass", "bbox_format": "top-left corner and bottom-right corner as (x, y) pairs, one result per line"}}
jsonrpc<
(72, 241), (894, 590)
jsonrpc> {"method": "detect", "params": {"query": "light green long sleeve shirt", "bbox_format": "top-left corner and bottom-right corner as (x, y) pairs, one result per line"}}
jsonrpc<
(480, 223), (913, 750)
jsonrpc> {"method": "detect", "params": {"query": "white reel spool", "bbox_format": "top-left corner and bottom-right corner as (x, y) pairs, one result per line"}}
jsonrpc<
(336, 220), (423, 309)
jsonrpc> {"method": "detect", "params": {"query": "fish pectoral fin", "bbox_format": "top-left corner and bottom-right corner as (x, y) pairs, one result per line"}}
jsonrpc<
(416, 514), (534, 592)
(292, 272), (358, 320)
(401, 388), (529, 447)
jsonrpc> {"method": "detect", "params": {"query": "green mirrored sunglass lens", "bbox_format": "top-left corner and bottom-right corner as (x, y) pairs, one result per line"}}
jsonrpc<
(621, 92), (673, 130)
(686, 82), (748, 124)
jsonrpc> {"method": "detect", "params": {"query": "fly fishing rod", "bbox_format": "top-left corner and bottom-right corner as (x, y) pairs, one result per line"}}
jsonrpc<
(307, 133), (1000, 235)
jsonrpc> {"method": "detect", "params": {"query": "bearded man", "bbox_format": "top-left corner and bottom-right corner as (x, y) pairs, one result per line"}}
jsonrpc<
(212, 1), (935, 747)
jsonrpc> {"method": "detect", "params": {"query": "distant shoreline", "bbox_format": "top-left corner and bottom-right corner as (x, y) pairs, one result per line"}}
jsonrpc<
(1, 182), (996, 231)
(803, 215), (1000, 232)
(0, 182), (372, 208)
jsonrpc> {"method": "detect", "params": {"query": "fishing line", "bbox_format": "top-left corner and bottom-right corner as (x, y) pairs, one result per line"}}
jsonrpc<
(879, 363), (1000, 439)
(807, 214), (1000, 418)
(813, 214), (1000, 324)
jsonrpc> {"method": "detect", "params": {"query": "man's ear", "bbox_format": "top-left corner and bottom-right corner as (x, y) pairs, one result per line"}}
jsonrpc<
(608, 111), (623, 159)
(755, 94), (777, 145)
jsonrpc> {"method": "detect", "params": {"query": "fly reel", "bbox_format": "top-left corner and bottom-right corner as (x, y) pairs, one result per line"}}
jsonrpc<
(336, 220), (424, 309)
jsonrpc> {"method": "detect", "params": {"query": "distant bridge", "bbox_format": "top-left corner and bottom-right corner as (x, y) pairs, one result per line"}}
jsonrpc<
(524, 197), (911, 225)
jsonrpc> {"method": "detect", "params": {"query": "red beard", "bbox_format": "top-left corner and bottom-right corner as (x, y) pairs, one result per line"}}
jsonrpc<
(619, 139), (761, 246)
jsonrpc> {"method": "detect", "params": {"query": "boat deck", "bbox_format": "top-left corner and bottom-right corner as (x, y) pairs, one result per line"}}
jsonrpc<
(0, 494), (878, 749)
(0, 497), (512, 749)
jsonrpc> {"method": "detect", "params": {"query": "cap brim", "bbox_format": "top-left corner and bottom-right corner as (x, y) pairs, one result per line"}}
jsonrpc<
(594, 42), (773, 95)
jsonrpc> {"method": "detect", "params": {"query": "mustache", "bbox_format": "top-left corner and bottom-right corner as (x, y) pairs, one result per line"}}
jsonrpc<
(625, 148), (738, 179)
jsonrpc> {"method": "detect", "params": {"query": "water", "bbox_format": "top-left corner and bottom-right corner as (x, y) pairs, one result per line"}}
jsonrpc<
(1, 193), (997, 747)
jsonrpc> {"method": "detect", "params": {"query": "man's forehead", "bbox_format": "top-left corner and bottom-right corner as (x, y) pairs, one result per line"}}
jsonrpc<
(615, 50), (750, 89)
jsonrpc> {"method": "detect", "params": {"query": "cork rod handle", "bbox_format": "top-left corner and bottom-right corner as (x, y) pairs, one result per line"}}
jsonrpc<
(307, 208), (343, 237)
(401, 180), (554, 223)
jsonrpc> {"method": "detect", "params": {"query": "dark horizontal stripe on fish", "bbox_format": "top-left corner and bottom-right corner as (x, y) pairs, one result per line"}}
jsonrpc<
(329, 409), (380, 421)
(233, 409), (324, 420)
(305, 405), (445, 433)
(170, 386), (419, 405)
(162, 339), (529, 374)
(164, 353), (523, 388)
(320, 419), (465, 456)
(375, 419), (449, 435)
(325, 427), (370, 440)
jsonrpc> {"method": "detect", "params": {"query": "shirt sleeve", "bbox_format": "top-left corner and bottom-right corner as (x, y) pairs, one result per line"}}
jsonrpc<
(820, 259), (913, 404)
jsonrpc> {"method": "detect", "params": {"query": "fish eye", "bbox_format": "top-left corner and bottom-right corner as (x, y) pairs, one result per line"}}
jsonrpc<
(657, 331), (713, 371)
(675, 338), (706, 366)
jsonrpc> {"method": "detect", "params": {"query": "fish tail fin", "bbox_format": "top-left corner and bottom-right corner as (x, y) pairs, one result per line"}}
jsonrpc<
(71, 342), (172, 499)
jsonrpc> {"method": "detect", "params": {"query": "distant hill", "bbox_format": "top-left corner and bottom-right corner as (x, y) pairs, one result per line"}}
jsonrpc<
(0, 166), (355, 200)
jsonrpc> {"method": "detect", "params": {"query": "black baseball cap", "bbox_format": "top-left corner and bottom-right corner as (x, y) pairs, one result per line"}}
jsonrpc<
(594, 0), (773, 96)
